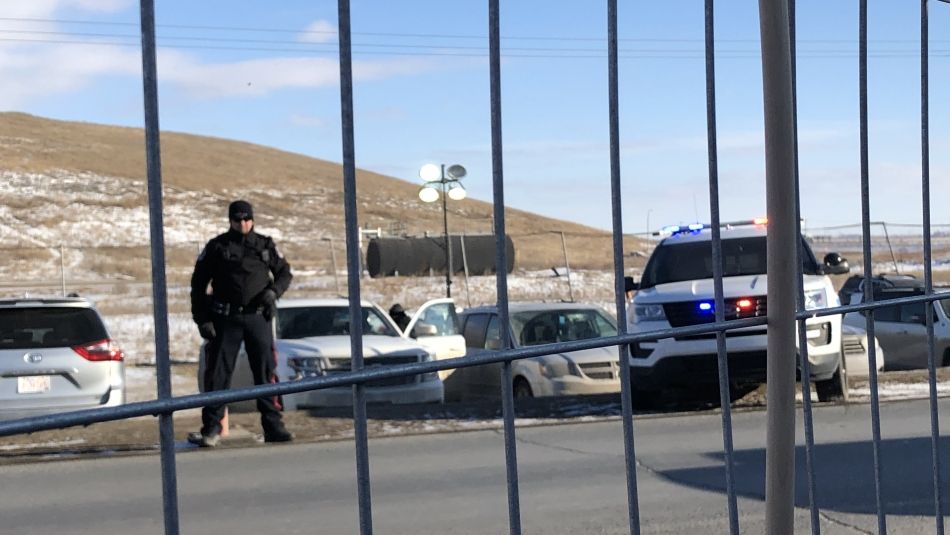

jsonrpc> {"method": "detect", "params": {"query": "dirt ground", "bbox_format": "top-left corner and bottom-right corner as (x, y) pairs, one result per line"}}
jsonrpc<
(2, 367), (949, 465)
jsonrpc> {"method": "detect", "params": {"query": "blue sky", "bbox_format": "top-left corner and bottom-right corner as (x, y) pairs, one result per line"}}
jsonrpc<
(1, 0), (948, 235)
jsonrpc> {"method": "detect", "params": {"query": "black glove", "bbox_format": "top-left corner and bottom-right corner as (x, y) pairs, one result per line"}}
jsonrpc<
(260, 289), (278, 321)
(198, 322), (216, 340)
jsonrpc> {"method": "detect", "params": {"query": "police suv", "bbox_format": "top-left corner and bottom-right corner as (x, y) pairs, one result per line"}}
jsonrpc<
(627, 220), (851, 402)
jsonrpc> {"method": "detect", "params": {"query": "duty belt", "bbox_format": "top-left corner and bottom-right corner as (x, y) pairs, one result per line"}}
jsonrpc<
(211, 300), (263, 316)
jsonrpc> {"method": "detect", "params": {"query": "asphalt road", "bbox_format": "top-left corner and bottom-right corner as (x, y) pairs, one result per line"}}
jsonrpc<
(1, 398), (948, 534)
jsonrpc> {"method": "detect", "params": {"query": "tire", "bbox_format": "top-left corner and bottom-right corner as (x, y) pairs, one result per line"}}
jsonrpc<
(815, 367), (844, 402)
(942, 349), (950, 367)
(513, 378), (534, 399)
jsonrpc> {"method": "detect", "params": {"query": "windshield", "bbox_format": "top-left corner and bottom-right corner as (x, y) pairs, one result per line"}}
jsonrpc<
(639, 236), (821, 289)
(277, 306), (398, 339)
(0, 307), (108, 349)
(510, 308), (617, 347)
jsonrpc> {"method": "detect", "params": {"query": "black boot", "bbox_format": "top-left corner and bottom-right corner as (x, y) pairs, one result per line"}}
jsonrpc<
(263, 422), (294, 443)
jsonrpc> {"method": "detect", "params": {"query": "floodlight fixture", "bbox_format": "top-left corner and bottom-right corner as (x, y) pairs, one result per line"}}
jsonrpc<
(447, 184), (467, 201)
(419, 163), (442, 181)
(445, 164), (467, 180)
(418, 186), (440, 203)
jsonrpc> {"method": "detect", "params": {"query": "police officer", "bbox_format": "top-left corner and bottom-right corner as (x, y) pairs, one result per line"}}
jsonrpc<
(189, 200), (293, 447)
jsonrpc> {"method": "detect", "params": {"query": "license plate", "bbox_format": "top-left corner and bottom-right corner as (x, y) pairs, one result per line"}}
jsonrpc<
(17, 375), (50, 394)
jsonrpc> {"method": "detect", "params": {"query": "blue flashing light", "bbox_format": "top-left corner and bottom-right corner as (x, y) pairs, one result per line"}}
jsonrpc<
(687, 223), (705, 231)
(698, 302), (713, 313)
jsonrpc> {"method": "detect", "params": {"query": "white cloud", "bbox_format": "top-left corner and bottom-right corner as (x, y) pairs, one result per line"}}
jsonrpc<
(0, 0), (131, 17)
(0, 43), (140, 106)
(156, 50), (437, 98)
(0, 35), (438, 106)
(298, 20), (337, 44)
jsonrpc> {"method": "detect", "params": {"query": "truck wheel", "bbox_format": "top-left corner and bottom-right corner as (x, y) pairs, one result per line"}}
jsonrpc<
(815, 367), (844, 402)
(513, 378), (534, 399)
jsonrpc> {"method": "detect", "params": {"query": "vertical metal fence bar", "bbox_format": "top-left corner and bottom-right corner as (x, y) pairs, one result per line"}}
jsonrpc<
(789, 1), (822, 532)
(701, 1), (739, 532)
(758, 0), (798, 531)
(488, 1), (522, 533)
(607, 1), (642, 532)
(337, 2), (373, 533)
(137, 1), (180, 533)
(858, 1), (888, 532)
(920, 1), (945, 532)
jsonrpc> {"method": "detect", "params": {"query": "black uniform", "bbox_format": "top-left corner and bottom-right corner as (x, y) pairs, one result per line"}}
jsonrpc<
(191, 228), (293, 438)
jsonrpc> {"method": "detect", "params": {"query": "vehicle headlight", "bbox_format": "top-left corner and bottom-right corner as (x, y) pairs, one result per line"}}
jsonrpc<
(803, 289), (827, 311)
(539, 356), (580, 378)
(633, 304), (666, 324)
(421, 351), (439, 382)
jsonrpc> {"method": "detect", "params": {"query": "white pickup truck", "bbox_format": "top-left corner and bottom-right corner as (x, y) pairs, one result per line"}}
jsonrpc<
(198, 298), (466, 409)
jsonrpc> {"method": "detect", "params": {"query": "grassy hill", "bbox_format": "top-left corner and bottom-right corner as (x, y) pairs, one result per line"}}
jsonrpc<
(0, 112), (651, 286)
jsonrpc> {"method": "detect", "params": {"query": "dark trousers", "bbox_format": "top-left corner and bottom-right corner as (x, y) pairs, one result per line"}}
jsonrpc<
(201, 312), (284, 436)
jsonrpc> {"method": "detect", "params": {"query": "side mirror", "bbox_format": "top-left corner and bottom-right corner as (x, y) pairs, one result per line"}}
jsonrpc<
(410, 322), (438, 338)
(823, 252), (850, 275)
(624, 276), (639, 292)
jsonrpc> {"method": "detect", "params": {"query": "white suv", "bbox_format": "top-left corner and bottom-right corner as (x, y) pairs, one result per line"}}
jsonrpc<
(627, 223), (850, 402)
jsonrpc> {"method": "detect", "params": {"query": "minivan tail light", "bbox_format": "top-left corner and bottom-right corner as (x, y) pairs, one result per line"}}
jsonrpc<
(73, 339), (124, 362)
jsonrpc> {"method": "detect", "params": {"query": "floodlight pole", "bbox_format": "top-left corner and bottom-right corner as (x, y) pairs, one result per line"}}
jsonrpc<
(440, 165), (453, 298)
(420, 163), (466, 298)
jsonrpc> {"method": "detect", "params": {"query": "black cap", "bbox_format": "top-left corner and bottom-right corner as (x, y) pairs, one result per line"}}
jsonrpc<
(229, 200), (253, 221)
(624, 276), (636, 292)
(389, 304), (405, 315)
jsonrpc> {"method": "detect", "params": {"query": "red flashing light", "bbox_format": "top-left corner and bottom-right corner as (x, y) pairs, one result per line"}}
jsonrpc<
(73, 339), (124, 362)
(736, 299), (753, 310)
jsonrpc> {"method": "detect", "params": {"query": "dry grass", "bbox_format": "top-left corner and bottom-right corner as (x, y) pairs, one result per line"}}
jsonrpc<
(0, 112), (649, 277)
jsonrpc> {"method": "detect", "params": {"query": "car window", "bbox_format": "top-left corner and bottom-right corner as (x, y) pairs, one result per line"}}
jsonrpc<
(639, 236), (821, 289)
(899, 302), (927, 324)
(863, 290), (920, 323)
(415, 302), (461, 336)
(277, 306), (398, 338)
(485, 315), (502, 349)
(941, 298), (950, 319)
(511, 308), (617, 346)
(0, 307), (108, 349)
(462, 314), (489, 348)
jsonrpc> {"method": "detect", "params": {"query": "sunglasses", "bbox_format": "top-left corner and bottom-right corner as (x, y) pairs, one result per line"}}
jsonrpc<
(230, 215), (253, 222)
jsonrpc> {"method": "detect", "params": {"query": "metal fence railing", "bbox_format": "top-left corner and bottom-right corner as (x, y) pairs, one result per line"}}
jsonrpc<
(0, 1), (947, 534)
